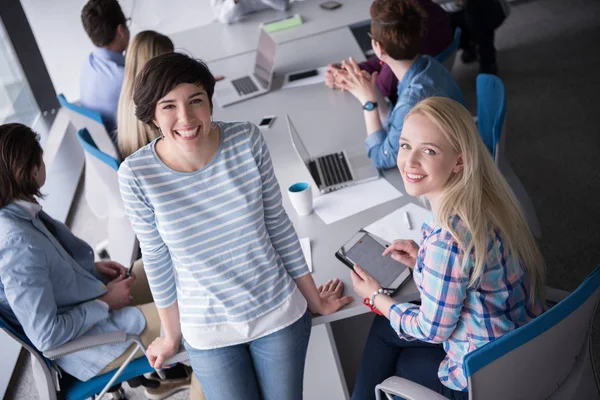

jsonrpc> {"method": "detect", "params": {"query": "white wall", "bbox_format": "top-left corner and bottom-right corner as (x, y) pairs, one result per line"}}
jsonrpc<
(21, 0), (215, 102)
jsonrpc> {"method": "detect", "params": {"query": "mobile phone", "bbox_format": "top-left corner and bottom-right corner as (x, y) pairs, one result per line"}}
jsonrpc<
(320, 1), (342, 10)
(288, 69), (319, 82)
(335, 231), (410, 292)
(125, 263), (135, 278)
(258, 115), (276, 129)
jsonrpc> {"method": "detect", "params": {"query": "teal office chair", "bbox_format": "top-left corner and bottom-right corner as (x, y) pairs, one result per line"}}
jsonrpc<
(476, 73), (542, 238)
(76, 128), (138, 266)
(375, 265), (600, 400)
(57, 94), (120, 221)
(0, 311), (161, 400)
(435, 27), (461, 72)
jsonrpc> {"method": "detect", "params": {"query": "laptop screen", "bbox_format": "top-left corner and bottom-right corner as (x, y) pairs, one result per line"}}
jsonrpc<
(253, 30), (277, 89)
(286, 115), (312, 166)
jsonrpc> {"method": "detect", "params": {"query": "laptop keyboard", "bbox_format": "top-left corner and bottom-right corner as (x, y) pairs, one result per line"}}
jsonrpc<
(316, 153), (353, 188)
(232, 76), (259, 96)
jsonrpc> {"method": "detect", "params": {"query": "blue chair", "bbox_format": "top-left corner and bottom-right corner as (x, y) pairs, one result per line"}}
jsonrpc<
(476, 73), (542, 238)
(76, 128), (138, 266)
(376, 266), (600, 399)
(0, 312), (156, 400)
(435, 27), (461, 72)
(57, 94), (120, 221)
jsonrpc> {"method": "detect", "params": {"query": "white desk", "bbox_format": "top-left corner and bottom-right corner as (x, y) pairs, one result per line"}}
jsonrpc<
(171, 0), (370, 63)
(207, 27), (421, 398)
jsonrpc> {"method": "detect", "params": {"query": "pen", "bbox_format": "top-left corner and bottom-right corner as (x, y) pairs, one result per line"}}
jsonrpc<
(403, 211), (412, 230)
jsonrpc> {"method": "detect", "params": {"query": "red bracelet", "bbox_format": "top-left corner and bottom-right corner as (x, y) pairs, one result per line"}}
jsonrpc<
(363, 298), (383, 316)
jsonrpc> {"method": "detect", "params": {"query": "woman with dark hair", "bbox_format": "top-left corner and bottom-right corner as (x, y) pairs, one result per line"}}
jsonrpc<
(333, 0), (465, 170)
(118, 52), (352, 399)
(0, 123), (205, 399)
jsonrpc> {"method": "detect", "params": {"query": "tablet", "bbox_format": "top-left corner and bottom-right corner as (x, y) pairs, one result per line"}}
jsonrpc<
(335, 231), (411, 292)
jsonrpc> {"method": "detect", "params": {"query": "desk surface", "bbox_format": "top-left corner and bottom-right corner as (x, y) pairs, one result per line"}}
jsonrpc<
(171, 0), (370, 63)
(209, 27), (420, 325)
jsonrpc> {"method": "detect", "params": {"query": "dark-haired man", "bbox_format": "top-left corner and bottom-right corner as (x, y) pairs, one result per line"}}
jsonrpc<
(80, 0), (130, 135)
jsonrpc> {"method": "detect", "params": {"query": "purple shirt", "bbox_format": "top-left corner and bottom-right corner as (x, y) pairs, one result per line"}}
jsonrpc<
(360, 0), (453, 98)
(389, 215), (544, 391)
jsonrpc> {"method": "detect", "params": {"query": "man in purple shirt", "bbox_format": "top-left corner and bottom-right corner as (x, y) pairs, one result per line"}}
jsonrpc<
(80, 0), (130, 136)
(325, 0), (452, 102)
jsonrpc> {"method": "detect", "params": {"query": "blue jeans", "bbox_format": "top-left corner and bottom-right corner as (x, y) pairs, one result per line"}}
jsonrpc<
(184, 310), (311, 400)
(352, 315), (468, 400)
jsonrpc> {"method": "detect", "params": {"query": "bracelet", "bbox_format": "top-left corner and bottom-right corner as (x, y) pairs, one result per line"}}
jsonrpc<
(369, 288), (391, 307)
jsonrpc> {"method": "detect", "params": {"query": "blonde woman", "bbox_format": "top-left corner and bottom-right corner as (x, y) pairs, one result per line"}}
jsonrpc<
(350, 97), (546, 400)
(117, 31), (174, 159)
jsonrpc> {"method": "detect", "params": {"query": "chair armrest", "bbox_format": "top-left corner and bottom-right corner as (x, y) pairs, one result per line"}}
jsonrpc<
(43, 331), (128, 360)
(375, 377), (448, 400)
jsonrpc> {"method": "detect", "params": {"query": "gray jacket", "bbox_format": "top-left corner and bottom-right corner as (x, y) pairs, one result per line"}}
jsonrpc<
(0, 202), (145, 381)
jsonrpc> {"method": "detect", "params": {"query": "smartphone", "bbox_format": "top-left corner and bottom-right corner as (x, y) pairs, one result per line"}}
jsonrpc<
(125, 262), (135, 278)
(258, 116), (276, 129)
(335, 231), (411, 291)
(320, 1), (342, 10)
(288, 69), (319, 82)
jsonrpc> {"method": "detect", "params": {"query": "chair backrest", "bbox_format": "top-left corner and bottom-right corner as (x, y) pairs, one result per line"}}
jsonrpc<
(56, 94), (119, 160)
(435, 27), (461, 72)
(476, 74), (506, 159)
(464, 265), (600, 399)
(77, 128), (138, 266)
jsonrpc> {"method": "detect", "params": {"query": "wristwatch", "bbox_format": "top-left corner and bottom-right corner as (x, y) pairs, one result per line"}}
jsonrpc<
(362, 101), (378, 111)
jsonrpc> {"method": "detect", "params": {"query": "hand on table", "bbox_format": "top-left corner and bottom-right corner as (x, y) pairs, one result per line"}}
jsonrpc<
(316, 278), (353, 315)
(382, 240), (419, 268)
(334, 57), (378, 104)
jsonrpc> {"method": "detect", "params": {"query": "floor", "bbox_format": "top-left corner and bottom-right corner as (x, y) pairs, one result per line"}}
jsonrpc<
(4, 0), (600, 398)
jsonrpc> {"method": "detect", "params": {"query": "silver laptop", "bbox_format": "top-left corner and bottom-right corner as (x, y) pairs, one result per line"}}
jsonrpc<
(286, 115), (380, 194)
(214, 29), (277, 107)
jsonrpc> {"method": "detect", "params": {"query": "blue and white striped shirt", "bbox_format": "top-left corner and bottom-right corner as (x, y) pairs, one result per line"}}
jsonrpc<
(118, 121), (309, 348)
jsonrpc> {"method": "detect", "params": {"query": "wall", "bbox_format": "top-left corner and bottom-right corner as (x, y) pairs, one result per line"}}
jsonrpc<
(20, 0), (215, 102)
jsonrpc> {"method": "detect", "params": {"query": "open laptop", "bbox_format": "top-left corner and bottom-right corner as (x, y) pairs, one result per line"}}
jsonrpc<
(286, 115), (380, 194)
(214, 29), (277, 107)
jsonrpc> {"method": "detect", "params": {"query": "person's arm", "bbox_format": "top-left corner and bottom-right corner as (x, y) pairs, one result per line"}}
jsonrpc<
(0, 236), (110, 351)
(249, 124), (352, 314)
(118, 161), (181, 364)
(364, 103), (413, 169)
(384, 236), (469, 343)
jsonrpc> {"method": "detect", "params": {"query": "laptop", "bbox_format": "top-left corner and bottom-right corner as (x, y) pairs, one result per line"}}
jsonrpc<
(214, 29), (277, 107)
(286, 115), (380, 194)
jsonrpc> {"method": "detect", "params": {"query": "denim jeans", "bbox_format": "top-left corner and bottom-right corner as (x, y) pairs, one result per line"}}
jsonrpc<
(184, 310), (311, 400)
(352, 315), (468, 400)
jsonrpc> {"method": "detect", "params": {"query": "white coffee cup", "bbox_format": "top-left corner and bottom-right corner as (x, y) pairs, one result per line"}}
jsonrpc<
(288, 182), (313, 216)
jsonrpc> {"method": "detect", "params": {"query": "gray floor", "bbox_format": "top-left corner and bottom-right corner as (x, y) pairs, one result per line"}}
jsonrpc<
(4, 0), (600, 398)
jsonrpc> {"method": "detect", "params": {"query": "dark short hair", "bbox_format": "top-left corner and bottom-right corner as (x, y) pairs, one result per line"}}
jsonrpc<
(370, 0), (426, 61)
(81, 0), (126, 47)
(133, 52), (216, 127)
(0, 124), (43, 208)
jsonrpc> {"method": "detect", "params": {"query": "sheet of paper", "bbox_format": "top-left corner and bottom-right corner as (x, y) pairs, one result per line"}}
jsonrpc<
(299, 238), (312, 272)
(313, 179), (403, 225)
(364, 202), (433, 244)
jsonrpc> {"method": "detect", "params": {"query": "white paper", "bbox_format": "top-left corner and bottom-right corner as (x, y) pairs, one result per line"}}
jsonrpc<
(281, 66), (329, 90)
(364, 203), (433, 244)
(299, 238), (312, 272)
(313, 179), (403, 225)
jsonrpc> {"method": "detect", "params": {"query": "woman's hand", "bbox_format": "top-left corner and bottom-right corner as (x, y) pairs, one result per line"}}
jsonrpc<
(324, 63), (343, 89)
(350, 265), (383, 299)
(96, 260), (128, 280)
(315, 279), (353, 315)
(146, 336), (180, 370)
(382, 240), (419, 268)
(334, 57), (378, 104)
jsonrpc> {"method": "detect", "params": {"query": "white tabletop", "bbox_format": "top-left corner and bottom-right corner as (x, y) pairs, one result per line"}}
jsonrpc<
(209, 27), (420, 325)
(171, 0), (370, 63)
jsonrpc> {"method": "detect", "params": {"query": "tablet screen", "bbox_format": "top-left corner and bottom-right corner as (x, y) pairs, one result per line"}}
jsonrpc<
(345, 234), (406, 288)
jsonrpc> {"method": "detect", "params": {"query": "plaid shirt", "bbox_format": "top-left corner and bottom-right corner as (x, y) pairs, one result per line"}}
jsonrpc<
(389, 215), (543, 391)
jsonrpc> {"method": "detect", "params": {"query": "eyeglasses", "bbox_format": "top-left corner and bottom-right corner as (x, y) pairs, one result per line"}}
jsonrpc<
(367, 32), (377, 42)
(125, 17), (132, 27)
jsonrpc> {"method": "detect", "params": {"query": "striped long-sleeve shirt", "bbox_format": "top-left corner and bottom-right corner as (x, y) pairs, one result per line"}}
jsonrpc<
(118, 121), (310, 349)
(389, 215), (543, 391)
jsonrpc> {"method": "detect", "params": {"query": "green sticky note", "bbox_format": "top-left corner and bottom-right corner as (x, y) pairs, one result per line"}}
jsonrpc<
(262, 14), (303, 33)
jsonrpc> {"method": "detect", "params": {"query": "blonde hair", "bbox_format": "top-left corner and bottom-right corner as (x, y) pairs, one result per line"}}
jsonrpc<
(117, 30), (174, 158)
(406, 97), (545, 306)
